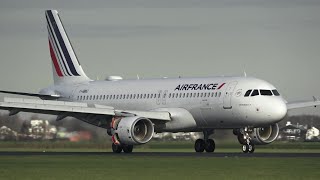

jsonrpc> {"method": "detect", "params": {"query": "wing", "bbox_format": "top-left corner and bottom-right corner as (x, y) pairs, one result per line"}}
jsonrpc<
(286, 96), (320, 110)
(0, 97), (170, 128)
(0, 90), (60, 100)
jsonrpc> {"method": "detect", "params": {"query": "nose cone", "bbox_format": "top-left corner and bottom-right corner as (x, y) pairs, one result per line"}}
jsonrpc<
(270, 99), (287, 122)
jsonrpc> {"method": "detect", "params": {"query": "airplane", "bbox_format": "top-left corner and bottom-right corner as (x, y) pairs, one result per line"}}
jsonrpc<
(0, 10), (319, 153)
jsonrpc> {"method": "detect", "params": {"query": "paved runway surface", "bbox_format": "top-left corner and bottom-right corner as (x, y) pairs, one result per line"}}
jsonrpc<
(0, 152), (320, 158)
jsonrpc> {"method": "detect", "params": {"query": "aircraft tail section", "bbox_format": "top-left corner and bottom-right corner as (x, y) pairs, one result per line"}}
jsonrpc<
(45, 10), (91, 84)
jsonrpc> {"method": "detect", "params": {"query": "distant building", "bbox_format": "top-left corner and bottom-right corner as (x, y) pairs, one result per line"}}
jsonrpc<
(20, 120), (57, 140)
(153, 132), (202, 141)
(278, 121), (307, 141)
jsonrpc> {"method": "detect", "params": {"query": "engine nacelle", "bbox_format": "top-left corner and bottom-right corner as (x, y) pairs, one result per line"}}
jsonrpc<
(111, 116), (154, 145)
(250, 123), (279, 145)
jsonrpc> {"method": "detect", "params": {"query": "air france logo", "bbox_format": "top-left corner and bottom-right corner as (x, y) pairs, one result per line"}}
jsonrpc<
(174, 83), (225, 91)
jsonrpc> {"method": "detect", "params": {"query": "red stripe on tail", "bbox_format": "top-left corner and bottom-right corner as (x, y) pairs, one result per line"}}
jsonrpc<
(49, 40), (63, 77)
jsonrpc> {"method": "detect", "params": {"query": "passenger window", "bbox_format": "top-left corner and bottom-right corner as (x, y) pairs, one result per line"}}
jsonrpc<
(272, 90), (280, 96)
(260, 89), (272, 96)
(183, 93), (185, 98)
(251, 89), (259, 96)
(244, 90), (252, 97)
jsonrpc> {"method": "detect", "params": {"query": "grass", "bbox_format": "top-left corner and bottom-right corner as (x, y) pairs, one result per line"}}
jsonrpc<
(0, 141), (319, 179)
(0, 155), (319, 180)
(0, 141), (320, 153)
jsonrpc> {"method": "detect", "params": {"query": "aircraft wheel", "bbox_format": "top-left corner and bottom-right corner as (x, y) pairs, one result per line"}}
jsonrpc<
(194, 139), (205, 153)
(205, 139), (215, 153)
(233, 129), (240, 136)
(242, 144), (249, 153)
(237, 134), (246, 145)
(122, 145), (134, 153)
(248, 144), (255, 153)
(112, 143), (123, 153)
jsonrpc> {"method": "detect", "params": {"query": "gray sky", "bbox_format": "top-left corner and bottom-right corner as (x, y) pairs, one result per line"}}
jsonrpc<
(0, 0), (320, 115)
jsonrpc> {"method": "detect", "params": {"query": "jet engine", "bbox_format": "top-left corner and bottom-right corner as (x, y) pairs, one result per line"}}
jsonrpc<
(250, 123), (279, 145)
(111, 116), (154, 145)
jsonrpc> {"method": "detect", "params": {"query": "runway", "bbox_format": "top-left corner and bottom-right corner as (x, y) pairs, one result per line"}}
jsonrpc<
(0, 151), (320, 158)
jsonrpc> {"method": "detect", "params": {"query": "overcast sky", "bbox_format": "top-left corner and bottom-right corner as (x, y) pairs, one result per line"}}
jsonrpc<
(0, 0), (320, 115)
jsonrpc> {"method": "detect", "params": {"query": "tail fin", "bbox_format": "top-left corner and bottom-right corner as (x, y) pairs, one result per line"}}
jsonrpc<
(45, 10), (91, 84)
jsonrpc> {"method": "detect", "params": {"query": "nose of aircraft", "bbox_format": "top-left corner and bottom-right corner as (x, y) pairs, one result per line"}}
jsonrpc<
(269, 99), (287, 122)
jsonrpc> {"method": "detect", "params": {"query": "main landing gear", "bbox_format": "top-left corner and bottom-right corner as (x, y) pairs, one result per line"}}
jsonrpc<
(194, 130), (215, 153)
(234, 128), (255, 153)
(112, 143), (134, 153)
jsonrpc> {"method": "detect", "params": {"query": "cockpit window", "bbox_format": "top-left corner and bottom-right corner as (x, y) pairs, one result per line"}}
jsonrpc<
(260, 89), (273, 96)
(251, 89), (259, 96)
(272, 89), (280, 96)
(244, 90), (252, 97)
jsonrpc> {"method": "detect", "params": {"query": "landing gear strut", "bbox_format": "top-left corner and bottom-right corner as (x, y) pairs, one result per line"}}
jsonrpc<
(194, 130), (215, 153)
(235, 127), (255, 153)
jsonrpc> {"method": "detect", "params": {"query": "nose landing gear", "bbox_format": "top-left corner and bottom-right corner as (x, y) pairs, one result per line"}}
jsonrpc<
(194, 130), (215, 153)
(235, 127), (255, 153)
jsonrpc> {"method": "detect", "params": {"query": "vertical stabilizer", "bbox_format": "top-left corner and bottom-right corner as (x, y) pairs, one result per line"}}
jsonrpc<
(45, 10), (91, 84)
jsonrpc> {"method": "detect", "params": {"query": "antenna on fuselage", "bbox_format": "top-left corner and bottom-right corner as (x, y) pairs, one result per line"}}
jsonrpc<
(243, 66), (247, 77)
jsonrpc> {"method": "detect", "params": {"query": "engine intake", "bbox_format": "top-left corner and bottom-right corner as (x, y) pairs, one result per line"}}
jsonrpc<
(112, 116), (154, 145)
(250, 123), (279, 145)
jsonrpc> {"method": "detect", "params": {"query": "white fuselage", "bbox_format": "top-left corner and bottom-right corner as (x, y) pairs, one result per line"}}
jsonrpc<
(44, 76), (287, 131)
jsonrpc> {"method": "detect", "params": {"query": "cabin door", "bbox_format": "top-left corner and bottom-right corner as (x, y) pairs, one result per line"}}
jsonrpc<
(223, 81), (238, 109)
